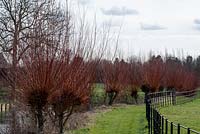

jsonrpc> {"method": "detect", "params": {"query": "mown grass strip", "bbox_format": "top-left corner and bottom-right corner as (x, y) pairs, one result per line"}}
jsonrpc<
(72, 105), (148, 134)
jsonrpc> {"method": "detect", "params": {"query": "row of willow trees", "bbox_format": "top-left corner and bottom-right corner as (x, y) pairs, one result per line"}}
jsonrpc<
(3, 53), (198, 134)
(99, 55), (199, 105)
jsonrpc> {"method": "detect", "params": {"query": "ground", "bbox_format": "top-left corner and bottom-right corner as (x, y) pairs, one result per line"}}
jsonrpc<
(71, 105), (148, 134)
(159, 98), (200, 132)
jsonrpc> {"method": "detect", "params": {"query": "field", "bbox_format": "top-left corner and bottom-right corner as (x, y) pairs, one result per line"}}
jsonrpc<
(159, 99), (200, 132)
(72, 105), (148, 134)
(91, 83), (145, 106)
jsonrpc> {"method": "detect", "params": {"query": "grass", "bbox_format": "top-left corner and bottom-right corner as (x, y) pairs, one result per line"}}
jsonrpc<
(0, 87), (9, 103)
(70, 84), (147, 134)
(72, 105), (148, 134)
(91, 83), (145, 106)
(159, 98), (200, 132)
(91, 84), (106, 106)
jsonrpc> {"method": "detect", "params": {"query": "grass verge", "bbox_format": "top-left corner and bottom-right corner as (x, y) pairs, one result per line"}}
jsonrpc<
(159, 98), (200, 132)
(71, 105), (148, 134)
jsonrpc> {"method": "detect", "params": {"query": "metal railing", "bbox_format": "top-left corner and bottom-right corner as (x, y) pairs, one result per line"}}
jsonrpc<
(0, 103), (10, 123)
(146, 89), (200, 134)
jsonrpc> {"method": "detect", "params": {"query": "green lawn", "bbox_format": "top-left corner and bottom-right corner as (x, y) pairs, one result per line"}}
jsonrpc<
(159, 98), (200, 132)
(72, 105), (148, 134)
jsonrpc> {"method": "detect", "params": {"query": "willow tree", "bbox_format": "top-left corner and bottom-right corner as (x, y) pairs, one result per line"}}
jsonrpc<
(0, 0), (69, 132)
(128, 57), (143, 103)
(142, 55), (166, 92)
(48, 56), (96, 134)
(164, 57), (198, 92)
(46, 15), (109, 133)
(102, 58), (129, 105)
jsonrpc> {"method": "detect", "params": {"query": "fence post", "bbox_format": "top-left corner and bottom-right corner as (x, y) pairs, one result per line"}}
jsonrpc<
(151, 107), (153, 134)
(167, 92), (169, 106)
(153, 109), (156, 134)
(158, 113), (161, 134)
(165, 119), (168, 134)
(162, 92), (163, 106)
(172, 89), (176, 105)
(171, 91), (173, 105)
(145, 91), (151, 133)
(148, 106), (150, 134)
(166, 92), (168, 106)
(146, 100), (150, 121)
(187, 128), (190, 134)
(177, 124), (180, 134)
(171, 122), (173, 134)
(145, 91), (149, 119)
(162, 116), (164, 134)
(0, 104), (3, 123)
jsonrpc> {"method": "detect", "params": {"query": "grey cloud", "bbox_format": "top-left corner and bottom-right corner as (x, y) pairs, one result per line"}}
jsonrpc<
(140, 23), (166, 30)
(194, 19), (200, 24)
(193, 19), (200, 31)
(78, 0), (91, 5)
(101, 6), (139, 16)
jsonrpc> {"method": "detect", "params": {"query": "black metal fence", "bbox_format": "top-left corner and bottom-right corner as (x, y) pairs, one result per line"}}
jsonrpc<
(0, 103), (10, 123)
(146, 89), (200, 134)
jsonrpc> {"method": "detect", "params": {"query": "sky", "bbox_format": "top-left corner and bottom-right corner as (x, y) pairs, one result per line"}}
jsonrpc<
(62, 0), (200, 58)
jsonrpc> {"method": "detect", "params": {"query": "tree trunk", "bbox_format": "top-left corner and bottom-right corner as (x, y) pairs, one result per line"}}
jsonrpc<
(133, 95), (138, 104)
(36, 109), (44, 134)
(10, 30), (18, 134)
(104, 93), (107, 105)
(108, 92), (114, 105)
(108, 92), (118, 105)
(58, 113), (64, 134)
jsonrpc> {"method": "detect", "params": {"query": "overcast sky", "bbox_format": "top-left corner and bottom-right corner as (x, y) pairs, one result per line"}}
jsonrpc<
(62, 0), (200, 57)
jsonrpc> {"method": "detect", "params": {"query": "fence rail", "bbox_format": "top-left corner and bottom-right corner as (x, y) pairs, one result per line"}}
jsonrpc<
(146, 89), (200, 134)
